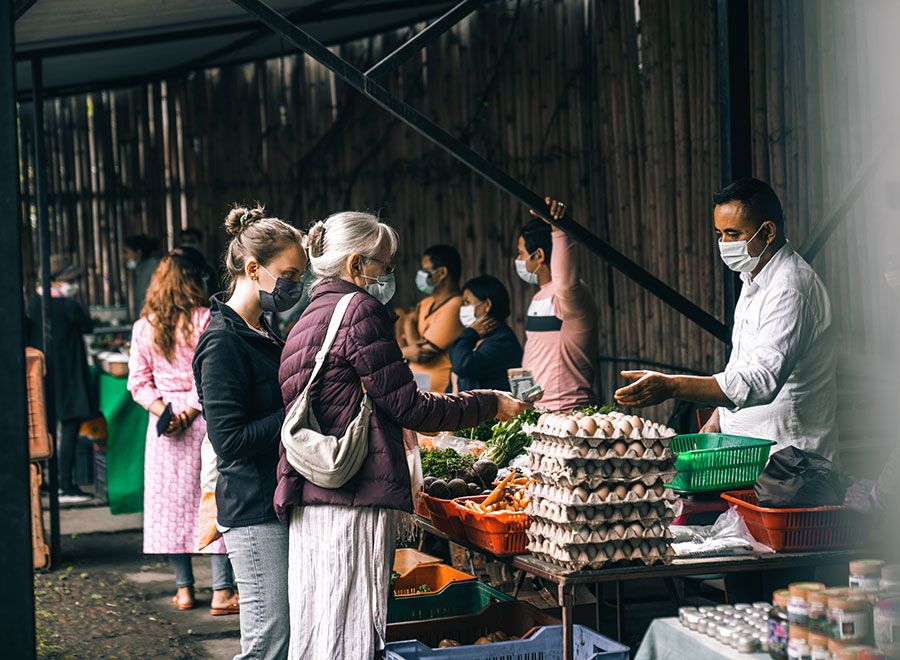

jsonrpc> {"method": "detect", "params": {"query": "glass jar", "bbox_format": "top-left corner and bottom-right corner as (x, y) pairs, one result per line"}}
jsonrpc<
(874, 595), (900, 657)
(880, 565), (900, 592)
(850, 561), (886, 591)
(788, 627), (810, 660)
(808, 631), (830, 660)
(808, 589), (830, 634)
(679, 606), (698, 626)
(790, 583), (827, 627)
(829, 594), (872, 643)
(770, 589), (792, 660)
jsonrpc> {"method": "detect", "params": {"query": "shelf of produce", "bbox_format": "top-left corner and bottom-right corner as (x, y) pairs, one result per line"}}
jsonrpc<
(415, 515), (872, 660)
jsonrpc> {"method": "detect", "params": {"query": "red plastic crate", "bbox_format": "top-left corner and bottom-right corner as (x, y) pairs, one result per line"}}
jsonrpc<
(422, 494), (485, 541)
(453, 501), (530, 556)
(721, 490), (872, 551)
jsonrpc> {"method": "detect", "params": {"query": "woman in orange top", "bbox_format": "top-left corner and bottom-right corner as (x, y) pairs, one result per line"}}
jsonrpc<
(401, 245), (465, 393)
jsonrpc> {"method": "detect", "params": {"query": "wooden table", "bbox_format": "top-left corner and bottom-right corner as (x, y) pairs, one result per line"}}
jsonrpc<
(415, 517), (865, 660)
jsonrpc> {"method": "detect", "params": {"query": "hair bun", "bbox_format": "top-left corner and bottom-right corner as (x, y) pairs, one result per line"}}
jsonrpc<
(224, 204), (266, 236)
(306, 220), (326, 258)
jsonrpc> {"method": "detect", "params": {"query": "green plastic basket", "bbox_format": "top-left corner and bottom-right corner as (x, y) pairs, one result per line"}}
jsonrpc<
(388, 581), (513, 623)
(665, 433), (775, 493)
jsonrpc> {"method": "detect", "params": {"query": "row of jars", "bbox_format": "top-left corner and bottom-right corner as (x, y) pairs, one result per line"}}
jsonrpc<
(679, 602), (773, 654)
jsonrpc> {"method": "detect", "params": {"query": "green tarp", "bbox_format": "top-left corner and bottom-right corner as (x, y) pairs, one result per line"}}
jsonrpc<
(95, 369), (147, 514)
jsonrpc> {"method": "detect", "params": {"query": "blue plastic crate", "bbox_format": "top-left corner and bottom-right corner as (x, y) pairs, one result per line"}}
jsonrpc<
(384, 624), (629, 660)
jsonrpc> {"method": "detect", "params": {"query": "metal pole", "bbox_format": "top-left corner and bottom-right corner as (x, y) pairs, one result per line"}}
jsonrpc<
(717, 0), (751, 340)
(0, 0), (37, 655)
(231, 0), (731, 344)
(366, 0), (484, 78)
(33, 56), (60, 567)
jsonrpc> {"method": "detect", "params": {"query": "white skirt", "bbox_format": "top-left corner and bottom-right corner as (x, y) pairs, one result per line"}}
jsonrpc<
(288, 505), (397, 660)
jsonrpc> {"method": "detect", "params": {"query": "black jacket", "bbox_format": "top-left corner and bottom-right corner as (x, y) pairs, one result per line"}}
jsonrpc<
(27, 294), (96, 422)
(449, 324), (523, 393)
(193, 295), (285, 528)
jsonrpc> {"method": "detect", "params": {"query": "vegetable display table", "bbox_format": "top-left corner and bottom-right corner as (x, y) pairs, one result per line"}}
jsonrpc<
(93, 367), (147, 514)
(635, 617), (770, 660)
(415, 516), (866, 660)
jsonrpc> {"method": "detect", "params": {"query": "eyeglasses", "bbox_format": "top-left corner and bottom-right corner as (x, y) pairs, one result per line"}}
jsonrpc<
(363, 256), (395, 275)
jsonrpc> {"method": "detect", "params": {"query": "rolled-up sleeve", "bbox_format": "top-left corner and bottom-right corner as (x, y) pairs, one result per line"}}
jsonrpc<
(714, 288), (818, 411)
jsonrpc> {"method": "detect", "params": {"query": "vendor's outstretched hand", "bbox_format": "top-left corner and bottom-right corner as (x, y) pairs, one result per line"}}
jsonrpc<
(529, 196), (566, 227)
(614, 370), (675, 408)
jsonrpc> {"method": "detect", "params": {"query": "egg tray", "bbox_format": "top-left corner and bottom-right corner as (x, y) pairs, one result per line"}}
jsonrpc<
(528, 520), (673, 546)
(525, 454), (676, 484)
(527, 498), (676, 527)
(525, 440), (674, 464)
(527, 482), (678, 507)
(524, 425), (675, 450)
(527, 470), (676, 498)
(527, 537), (674, 571)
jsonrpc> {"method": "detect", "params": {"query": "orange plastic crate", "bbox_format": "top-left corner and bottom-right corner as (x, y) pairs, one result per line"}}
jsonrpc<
(421, 494), (484, 540)
(394, 548), (441, 577)
(392, 563), (476, 597)
(454, 501), (531, 556)
(721, 490), (871, 551)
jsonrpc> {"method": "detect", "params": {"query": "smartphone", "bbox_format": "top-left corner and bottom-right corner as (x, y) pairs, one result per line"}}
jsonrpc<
(156, 403), (174, 436)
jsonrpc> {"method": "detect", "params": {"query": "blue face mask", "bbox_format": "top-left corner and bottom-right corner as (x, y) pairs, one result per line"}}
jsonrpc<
(363, 273), (396, 305)
(415, 269), (434, 295)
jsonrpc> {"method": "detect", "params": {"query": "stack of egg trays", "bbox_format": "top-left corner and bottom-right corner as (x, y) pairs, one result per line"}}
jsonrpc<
(522, 426), (678, 571)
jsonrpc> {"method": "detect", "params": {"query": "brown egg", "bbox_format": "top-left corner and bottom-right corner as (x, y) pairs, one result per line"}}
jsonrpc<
(596, 486), (610, 500)
(628, 522), (644, 537)
(578, 417), (598, 435)
(614, 485), (628, 499)
(574, 412), (585, 420)
(612, 441), (628, 457)
(653, 482), (665, 495)
(563, 420), (579, 437)
(574, 486), (590, 501)
(628, 441), (644, 456)
(631, 482), (646, 498)
(538, 413), (550, 427)
(611, 523), (626, 538)
(653, 443), (665, 457)
(618, 420), (634, 436)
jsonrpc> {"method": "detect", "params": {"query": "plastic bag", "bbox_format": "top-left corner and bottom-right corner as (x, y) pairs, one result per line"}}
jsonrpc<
(671, 506), (774, 557)
(196, 435), (222, 551)
(755, 446), (847, 507)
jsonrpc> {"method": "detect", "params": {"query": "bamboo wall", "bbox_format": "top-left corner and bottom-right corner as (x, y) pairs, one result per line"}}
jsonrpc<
(17, 0), (894, 425)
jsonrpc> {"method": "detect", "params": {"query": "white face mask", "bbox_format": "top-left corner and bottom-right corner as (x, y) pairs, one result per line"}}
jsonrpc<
(362, 273), (396, 305)
(415, 269), (434, 295)
(718, 224), (769, 273)
(515, 255), (540, 285)
(125, 259), (138, 271)
(60, 282), (79, 297)
(459, 304), (485, 328)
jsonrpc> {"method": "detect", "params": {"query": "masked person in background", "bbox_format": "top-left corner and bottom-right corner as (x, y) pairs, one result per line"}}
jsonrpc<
(615, 178), (839, 463)
(449, 275), (523, 392)
(27, 255), (96, 503)
(401, 244), (465, 393)
(516, 198), (597, 411)
(123, 234), (161, 319)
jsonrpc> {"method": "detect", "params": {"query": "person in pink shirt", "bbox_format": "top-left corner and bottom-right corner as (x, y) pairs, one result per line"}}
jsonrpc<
(515, 198), (598, 411)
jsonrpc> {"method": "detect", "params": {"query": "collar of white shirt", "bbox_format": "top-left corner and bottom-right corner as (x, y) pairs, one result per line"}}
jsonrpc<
(741, 241), (794, 289)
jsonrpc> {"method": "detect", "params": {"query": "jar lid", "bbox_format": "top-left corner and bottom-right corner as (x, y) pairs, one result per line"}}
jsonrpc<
(824, 587), (851, 598)
(773, 589), (790, 607)
(850, 560), (885, 576)
(790, 582), (827, 598)
(808, 589), (830, 605)
(828, 594), (869, 610)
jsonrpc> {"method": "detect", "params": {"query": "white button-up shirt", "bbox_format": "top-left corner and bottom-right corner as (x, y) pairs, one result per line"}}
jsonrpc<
(714, 242), (839, 463)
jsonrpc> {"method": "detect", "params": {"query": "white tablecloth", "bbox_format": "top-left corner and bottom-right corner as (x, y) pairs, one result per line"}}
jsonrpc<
(635, 618), (771, 660)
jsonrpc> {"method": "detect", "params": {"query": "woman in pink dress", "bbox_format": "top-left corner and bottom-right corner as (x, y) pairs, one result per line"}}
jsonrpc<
(128, 251), (237, 615)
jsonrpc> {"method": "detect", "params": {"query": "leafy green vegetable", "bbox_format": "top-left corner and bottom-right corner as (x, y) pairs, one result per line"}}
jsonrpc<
(484, 408), (541, 467)
(576, 404), (618, 415)
(420, 448), (477, 481)
(417, 584), (431, 593)
(456, 421), (495, 442)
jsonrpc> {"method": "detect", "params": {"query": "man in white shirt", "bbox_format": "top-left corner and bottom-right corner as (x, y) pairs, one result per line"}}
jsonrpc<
(615, 178), (839, 463)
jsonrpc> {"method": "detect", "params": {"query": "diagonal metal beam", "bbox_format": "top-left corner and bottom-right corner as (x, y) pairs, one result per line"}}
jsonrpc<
(366, 0), (484, 78)
(800, 136), (894, 263)
(13, 0), (38, 22)
(232, 0), (730, 344)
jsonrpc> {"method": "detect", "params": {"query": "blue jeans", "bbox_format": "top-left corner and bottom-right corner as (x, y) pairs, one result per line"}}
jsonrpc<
(170, 553), (235, 591)
(223, 521), (290, 660)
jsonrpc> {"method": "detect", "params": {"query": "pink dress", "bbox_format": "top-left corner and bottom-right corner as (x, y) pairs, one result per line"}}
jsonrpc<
(127, 308), (226, 556)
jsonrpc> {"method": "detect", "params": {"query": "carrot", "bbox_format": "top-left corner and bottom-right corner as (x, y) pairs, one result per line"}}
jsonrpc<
(483, 471), (516, 508)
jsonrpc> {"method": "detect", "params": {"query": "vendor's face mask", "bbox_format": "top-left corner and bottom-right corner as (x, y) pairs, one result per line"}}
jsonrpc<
(515, 251), (541, 285)
(257, 264), (304, 313)
(415, 269), (435, 295)
(125, 259), (138, 271)
(718, 224), (769, 273)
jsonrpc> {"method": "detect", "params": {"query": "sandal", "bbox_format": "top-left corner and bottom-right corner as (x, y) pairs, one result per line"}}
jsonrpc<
(172, 587), (196, 611)
(210, 594), (240, 617)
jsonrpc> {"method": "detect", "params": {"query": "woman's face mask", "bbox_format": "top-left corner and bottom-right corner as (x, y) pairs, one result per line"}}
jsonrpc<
(363, 273), (396, 305)
(257, 264), (304, 313)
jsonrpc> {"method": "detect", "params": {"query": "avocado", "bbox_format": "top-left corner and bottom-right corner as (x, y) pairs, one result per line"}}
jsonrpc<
(447, 478), (468, 499)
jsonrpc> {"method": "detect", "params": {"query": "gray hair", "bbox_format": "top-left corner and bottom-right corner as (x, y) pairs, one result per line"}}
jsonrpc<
(306, 211), (398, 287)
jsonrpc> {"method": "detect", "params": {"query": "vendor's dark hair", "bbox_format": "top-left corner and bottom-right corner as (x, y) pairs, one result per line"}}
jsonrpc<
(179, 227), (203, 242)
(518, 218), (553, 261)
(124, 234), (159, 259)
(463, 275), (511, 322)
(424, 244), (462, 283)
(713, 177), (784, 228)
(223, 203), (304, 292)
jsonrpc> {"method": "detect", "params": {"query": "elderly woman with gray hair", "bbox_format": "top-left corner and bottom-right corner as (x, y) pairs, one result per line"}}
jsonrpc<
(276, 211), (529, 659)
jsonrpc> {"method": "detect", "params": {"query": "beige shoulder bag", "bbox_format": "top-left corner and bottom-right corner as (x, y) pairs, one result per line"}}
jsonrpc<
(281, 292), (372, 489)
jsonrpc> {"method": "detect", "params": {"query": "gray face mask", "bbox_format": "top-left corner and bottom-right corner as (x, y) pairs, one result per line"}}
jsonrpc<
(362, 273), (396, 305)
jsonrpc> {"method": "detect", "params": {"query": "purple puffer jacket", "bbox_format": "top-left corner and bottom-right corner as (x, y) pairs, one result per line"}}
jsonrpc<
(275, 278), (498, 520)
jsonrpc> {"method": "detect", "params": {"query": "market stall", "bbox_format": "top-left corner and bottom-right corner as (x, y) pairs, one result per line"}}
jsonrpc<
(404, 408), (885, 660)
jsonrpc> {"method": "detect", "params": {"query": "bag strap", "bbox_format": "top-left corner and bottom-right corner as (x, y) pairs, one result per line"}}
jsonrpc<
(304, 292), (357, 392)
